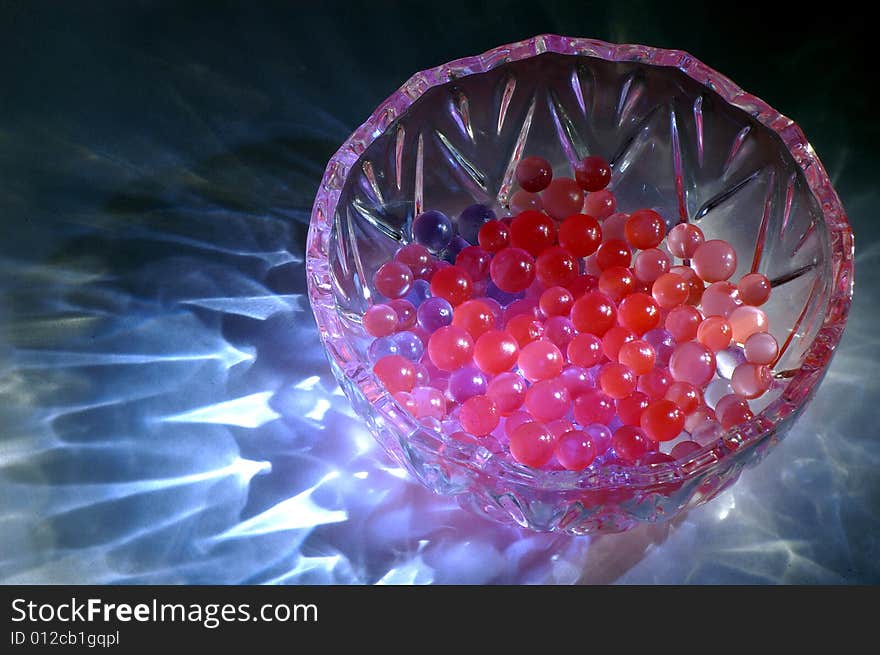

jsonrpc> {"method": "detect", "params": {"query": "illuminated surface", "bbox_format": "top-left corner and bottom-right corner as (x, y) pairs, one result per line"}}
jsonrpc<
(0, 3), (877, 583)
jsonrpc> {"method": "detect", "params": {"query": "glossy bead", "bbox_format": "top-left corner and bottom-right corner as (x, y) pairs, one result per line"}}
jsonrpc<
(506, 313), (544, 347)
(417, 296), (453, 332)
(459, 395), (500, 436)
(393, 391), (419, 416)
(490, 247), (536, 293)
(518, 339), (564, 382)
(542, 177), (584, 221)
(504, 410), (533, 438)
(744, 332), (778, 365)
(368, 335), (400, 363)
(487, 372), (527, 415)
(560, 365), (596, 397)
(715, 394), (753, 430)
(373, 354), (416, 393)
(638, 366), (672, 400)
(625, 209), (667, 250)
(730, 362), (772, 399)
(515, 155), (553, 192)
(404, 278), (431, 307)
(571, 290), (618, 336)
(447, 366), (487, 403)
(583, 189), (617, 219)
(509, 189), (543, 214)
(427, 325), (473, 371)
(509, 422), (555, 468)
(473, 329), (519, 375)
(617, 391), (650, 426)
(617, 292), (661, 335)
(737, 273), (772, 306)
(633, 248), (670, 284)
(395, 243), (434, 279)
(539, 286), (574, 317)
(430, 265), (473, 306)
(669, 341), (716, 387)
(685, 405), (717, 434)
(598, 265), (635, 301)
(543, 316), (576, 351)
(567, 333), (604, 369)
(665, 381), (701, 415)
(692, 239), (737, 282)
(670, 440), (702, 460)
(596, 239), (632, 270)
(728, 305), (769, 343)
(387, 299), (417, 330)
(612, 425), (653, 464)
(374, 261), (413, 299)
(584, 423), (613, 455)
(666, 223), (705, 259)
(509, 210), (556, 256)
(536, 246), (579, 288)
(640, 399), (685, 442)
(455, 246), (491, 281)
(700, 281), (742, 318)
(411, 385), (446, 419)
(391, 330), (424, 361)
(478, 220), (510, 253)
(599, 362), (637, 399)
(457, 204), (495, 244)
(670, 264), (704, 305)
(555, 430), (598, 470)
(566, 273), (599, 299)
(412, 210), (454, 252)
(602, 325), (636, 361)
(452, 299), (495, 339)
(574, 155), (612, 191)
(363, 304), (399, 337)
(525, 378), (571, 421)
(558, 214), (602, 257)
(504, 297), (539, 323)
(573, 389), (616, 426)
(697, 316), (733, 352)
(652, 272), (689, 309)
(618, 339), (656, 375)
(643, 328), (676, 366)
(703, 378), (734, 410)
(547, 419), (575, 441)
(665, 305), (702, 342)
(601, 212), (629, 241)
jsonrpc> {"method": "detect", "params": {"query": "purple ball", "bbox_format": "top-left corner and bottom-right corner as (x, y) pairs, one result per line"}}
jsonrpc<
(392, 330), (425, 362)
(457, 203), (496, 244)
(447, 366), (488, 403)
(412, 210), (453, 252)
(643, 328), (676, 367)
(442, 235), (470, 263)
(417, 296), (453, 332)
(486, 281), (525, 306)
(368, 336), (400, 363)
(584, 423), (613, 454)
(404, 279), (431, 307)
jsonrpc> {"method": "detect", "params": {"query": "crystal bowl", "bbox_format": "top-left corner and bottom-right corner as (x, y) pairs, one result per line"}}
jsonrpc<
(306, 35), (854, 534)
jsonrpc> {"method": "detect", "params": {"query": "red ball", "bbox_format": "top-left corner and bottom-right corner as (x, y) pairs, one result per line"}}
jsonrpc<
(602, 325), (636, 361)
(640, 399), (685, 442)
(555, 430), (598, 471)
(539, 286), (574, 317)
(473, 329), (519, 375)
(652, 272), (690, 309)
(478, 220), (510, 253)
(374, 261), (414, 299)
(394, 243), (433, 279)
(536, 246), (579, 288)
(517, 339), (564, 382)
(612, 425), (653, 464)
(509, 210), (556, 256)
(571, 291), (618, 336)
(542, 178), (584, 221)
(665, 381), (701, 415)
(489, 247), (535, 293)
(452, 299), (495, 338)
(567, 333), (603, 369)
(638, 367), (672, 400)
(566, 273), (599, 299)
(455, 246), (491, 281)
(515, 156), (553, 193)
(509, 422), (555, 468)
(625, 209), (667, 250)
(595, 239), (632, 270)
(598, 265), (635, 301)
(618, 339), (656, 375)
(665, 305), (702, 342)
(574, 155), (612, 192)
(430, 265), (473, 306)
(558, 214), (602, 258)
(459, 395), (500, 436)
(573, 389), (615, 426)
(599, 362), (637, 399)
(373, 355), (416, 394)
(616, 391), (650, 426)
(617, 292), (661, 334)
(506, 314), (544, 347)
(427, 325), (474, 371)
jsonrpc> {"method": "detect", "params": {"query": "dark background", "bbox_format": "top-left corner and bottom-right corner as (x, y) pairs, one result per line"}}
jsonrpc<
(0, 1), (876, 584)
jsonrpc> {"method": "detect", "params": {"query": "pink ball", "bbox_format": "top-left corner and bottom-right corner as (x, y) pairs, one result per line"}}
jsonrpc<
(728, 305), (768, 343)
(601, 212), (629, 241)
(411, 385), (446, 419)
(363, 304), (399, 337)
(700, 281), (742, 318)
(508, 422), (556, 468)
(737, 273), (772, 306)
(517, 339), (564, 382)
(504, 410), (533, 438)
(669, 341), (716, 387)
(555, 430), (597, 470)
(510, 189), (543, 214)
(583, 189), (617, 219)
(744, 332), (778, 365)
(487, 372), (528, 415)
(692, 239), (737, 283)
(666, 223), (705, 259)
(525, 378), (571, 421)
(665, 305), (702, 343)
(633, 248), (671, 283)
(459, 395), (500, 436)
(730, 363), (772, 399)
(374, 261), (414, 299)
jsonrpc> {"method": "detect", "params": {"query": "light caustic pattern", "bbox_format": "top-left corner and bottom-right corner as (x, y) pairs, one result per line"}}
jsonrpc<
(0, 63), (875, 585)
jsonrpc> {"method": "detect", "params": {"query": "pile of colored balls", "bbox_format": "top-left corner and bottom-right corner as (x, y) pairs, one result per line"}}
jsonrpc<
(364, 154), (778, 471)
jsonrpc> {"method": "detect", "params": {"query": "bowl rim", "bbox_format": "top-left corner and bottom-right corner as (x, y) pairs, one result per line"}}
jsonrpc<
(305, 34), (854, 490)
